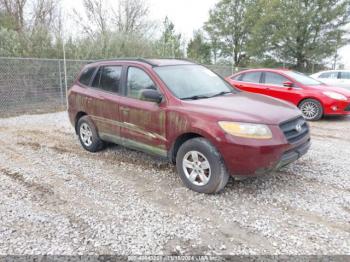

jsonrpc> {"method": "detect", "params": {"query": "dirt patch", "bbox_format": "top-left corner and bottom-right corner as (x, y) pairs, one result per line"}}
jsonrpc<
(0, 167), (54, 196)
(17, 141), (42, 151)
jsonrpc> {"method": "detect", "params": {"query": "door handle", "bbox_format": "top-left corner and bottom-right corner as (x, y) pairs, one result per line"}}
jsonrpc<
(96, 95), (105, 101)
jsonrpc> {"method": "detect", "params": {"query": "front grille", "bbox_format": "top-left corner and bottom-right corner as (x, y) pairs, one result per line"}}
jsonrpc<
(345, 104), (350, 112)
(279, 116), (309, 144)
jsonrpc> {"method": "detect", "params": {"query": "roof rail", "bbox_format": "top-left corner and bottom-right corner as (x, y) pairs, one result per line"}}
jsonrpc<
(88, 57), (157, 66)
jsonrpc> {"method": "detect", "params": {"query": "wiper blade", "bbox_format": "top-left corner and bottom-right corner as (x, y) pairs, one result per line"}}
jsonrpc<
(209, 91), (232, 98)
(181, 95), (210, 100)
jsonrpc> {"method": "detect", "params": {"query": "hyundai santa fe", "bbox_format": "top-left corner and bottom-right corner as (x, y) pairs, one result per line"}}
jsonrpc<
(68, 59), (310, 194)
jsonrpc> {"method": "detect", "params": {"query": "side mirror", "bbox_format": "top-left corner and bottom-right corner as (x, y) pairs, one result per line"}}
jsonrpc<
(140, 89), (163, 103)
(283, 81), (294, 88)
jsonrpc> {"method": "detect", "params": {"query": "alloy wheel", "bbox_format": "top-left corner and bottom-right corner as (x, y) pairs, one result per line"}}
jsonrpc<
(182, 151), (211, 186)
(301, 101), (319, 120)
(80, 123), (93, 147)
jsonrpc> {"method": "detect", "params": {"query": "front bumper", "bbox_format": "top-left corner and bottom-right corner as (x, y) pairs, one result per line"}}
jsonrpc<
(217, 123), (311, 178)
(275, 138), (311, 170)
(323, 100), (350, 115)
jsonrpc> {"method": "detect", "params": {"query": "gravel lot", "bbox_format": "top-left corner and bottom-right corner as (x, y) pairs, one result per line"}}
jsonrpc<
(0, 112), (349, 255)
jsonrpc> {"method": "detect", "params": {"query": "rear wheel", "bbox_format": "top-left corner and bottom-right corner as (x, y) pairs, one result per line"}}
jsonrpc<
(176, 138), (229, 194)
(299, 99), (323, 121)
(77, 116), (104, 152)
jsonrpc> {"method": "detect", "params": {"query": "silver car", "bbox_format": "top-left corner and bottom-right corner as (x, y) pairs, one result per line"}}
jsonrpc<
(311, 70), (350, 90)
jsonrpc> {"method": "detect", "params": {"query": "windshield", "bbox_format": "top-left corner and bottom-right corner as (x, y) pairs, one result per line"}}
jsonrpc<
(154, 65), (235, 99)
(284, 71), (322, 86)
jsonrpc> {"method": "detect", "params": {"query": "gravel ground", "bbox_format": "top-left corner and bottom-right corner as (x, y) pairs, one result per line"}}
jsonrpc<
(0, 112), (349, 255)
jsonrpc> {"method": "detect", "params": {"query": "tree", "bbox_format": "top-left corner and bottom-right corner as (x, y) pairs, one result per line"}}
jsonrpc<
(0, 0), (60, 57)
(0, 0), (27, 32)
(114, 0), (153, 35)
(157, 16), (183, 58)
(250, 0), (350, 71)
(72, 0), (155, 58)
(187, 30), (211, 64)
(205, 25), (220, 64)
(204, 0), (257, 66)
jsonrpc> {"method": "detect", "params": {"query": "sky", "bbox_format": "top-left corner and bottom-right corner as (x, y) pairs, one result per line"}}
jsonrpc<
(62, 0), (350, 69)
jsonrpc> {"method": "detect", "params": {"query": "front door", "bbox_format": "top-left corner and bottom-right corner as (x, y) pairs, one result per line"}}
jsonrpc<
(262, 72), (303, 105)
(119, 66), (167, 157)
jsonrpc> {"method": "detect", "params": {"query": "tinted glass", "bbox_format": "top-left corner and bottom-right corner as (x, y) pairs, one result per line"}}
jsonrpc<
(264, 72), (289, 86)
(127, 67), (156, 99)
(241, 72), (262, 83)
(284, 71), (322, 85)
(92, 68), (102, 88)
(320, 72), (338, 79)
(340, 72), (350, 79)
(231, 74), (242, 81)
(154, 65), (234, 99)
(79, 67), (96, 86)
(92, 66), (122, 93)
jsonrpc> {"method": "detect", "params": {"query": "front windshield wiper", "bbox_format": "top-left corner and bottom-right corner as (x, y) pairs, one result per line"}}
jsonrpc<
(209, 91), (233, 98)
(181, 95), (211, 100)
(181, 91), (233, 100)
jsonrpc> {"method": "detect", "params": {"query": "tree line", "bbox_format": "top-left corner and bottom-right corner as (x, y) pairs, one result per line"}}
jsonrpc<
(0, 0), (349, 71)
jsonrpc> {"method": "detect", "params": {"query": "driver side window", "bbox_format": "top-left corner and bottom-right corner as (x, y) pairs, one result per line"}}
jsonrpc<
(127, 67), (156, 100)
(264, 72), (289, 87)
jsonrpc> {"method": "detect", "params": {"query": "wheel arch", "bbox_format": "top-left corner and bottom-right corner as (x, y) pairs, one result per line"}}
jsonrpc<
(74, 111), (87, 134)
(297, 97), (324, 108)
(168, 132), (204, 164)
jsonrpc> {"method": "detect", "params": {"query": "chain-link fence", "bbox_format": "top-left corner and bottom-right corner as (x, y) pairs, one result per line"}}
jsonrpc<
(0, 57), (239, 117)
(0, 57), (89, 117)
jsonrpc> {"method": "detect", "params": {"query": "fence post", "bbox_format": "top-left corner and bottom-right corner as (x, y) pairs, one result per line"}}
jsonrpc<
(58, 60), (64, 107)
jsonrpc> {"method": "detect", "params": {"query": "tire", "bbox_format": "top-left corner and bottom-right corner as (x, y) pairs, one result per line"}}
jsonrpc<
(77, 116), (104, 152)
(176, 137), (230, 194)
(298, 99), (323, 121)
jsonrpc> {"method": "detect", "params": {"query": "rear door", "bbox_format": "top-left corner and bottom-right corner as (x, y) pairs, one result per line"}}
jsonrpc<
(261, 72), (303, 105)
(87, 65), (124, 138)
(118, 66), (167, 157)
(339, 72), (350, 89)
(234, 71), (267, 95)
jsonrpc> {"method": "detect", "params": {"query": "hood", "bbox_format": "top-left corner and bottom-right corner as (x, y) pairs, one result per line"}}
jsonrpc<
(306, 84), (350, 97)
(182, 92), (301, 125)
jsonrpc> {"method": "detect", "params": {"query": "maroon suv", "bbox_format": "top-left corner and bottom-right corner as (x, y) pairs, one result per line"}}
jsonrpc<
(68, 59), (310, 193)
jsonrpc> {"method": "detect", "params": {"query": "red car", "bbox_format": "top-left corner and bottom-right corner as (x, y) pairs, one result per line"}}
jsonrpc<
(68, 59), (310, 193)
(226, 69), (350, 121)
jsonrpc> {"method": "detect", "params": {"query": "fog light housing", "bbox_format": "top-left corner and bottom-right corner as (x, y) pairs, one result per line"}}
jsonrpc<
(331, 106), (338, 111)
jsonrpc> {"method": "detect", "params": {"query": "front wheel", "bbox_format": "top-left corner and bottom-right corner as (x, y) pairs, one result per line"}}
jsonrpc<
(176, 138), (229, 194)
(299, 99), (323, 121)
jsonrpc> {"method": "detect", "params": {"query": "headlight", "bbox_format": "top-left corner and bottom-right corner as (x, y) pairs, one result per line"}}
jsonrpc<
(218, 121), (272, 139)
(323, 91), (347, 101)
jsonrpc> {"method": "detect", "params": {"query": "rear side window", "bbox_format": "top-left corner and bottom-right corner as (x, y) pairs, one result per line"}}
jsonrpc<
(319, 72), (338, 79)
(92, 66), (122, 93)
(127, 67), (156, 99)
(264, 72), (289, 86)
(340, 72), (350, 79)
(241, 72), (262, 83)
(79, 67), (96, 86)
(231, 74), (242, 81)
